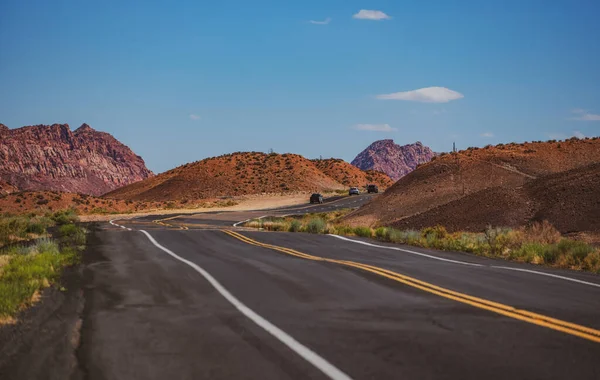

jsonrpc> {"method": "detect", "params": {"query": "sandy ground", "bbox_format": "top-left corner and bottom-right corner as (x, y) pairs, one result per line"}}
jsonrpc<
(79, 193), (332, 222)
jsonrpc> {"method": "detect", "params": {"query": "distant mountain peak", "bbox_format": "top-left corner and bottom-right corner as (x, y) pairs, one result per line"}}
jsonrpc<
(351, 140), (434, 180)
(75, 123), (95, 133)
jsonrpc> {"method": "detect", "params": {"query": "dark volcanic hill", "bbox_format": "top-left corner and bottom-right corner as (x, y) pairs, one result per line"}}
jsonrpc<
(351, 140), (435, 180)
(344, 138), (600, 233)
(0, 123), (153, 196)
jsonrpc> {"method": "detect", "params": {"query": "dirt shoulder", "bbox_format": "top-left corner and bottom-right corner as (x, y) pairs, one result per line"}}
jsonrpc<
(79, 192), (336, 222)
(0, 264), (85, 380)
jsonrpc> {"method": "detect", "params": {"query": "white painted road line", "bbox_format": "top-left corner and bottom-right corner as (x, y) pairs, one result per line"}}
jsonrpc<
(233, 215), (267, 227)
(139, 230), (353, 380)
(492, 266), (600, 288)
(329, 235), (600, 288)
(328, 234), (483, 267)
(110, 219), (133, 231)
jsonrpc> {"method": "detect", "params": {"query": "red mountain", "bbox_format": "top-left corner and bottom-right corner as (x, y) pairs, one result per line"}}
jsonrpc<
(0, 123), (153, 196)
(351, 140), (434, 180)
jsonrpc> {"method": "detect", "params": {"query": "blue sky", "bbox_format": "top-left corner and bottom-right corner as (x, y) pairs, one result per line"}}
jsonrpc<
(1, 0), (599, 173)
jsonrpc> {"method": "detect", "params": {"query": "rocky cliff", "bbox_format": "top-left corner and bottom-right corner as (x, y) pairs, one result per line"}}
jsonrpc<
(0, 123), (153, 195)
(351, 140), (434, 180)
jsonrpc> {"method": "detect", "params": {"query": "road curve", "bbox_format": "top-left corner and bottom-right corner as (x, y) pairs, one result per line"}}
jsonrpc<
(72, 201), (600, 379)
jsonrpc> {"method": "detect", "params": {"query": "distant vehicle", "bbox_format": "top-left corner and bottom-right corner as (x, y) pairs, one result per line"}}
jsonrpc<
(310, 193), (324, 204)
(349, 187), (360, 196)
(367, 184), (379, 194)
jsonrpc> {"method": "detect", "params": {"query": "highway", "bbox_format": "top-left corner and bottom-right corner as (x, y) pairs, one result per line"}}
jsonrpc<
(78, 194), (599, 379)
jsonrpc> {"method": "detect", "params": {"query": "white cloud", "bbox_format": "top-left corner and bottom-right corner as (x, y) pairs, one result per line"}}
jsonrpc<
(376, 86), (464, 103)
(570, 108), (600, 121)
(548, 133), (568, 140)
(481, 132), (494, 138)
(574, 131), (585, 138)
(309, 17), (331, 25)
(353, 123), (397, 132)
(189, 114), (200, 120)
(353, 10), (391, 20)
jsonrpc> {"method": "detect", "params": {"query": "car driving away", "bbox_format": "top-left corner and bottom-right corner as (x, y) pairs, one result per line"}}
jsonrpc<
(309, 193), (324, 204)
(349, 187), (360, 195)
(367, 184), (379, 193)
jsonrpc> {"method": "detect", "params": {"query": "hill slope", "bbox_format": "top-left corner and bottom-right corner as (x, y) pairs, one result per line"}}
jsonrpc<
(105, 152), (346, 201)
(351, 140), (434, 180)
(0, 123), (153, 195)
(311, 159), (394, 189)
(344, 138), (600, 233)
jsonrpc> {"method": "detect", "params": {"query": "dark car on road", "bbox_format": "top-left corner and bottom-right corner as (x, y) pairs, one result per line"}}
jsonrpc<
(367, 184), (379, 193)
(310, 193), (324, 204)
(349, 187), (360, 195)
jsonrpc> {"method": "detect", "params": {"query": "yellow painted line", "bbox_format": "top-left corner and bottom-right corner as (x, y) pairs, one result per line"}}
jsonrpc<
(222, 230), (600, 343)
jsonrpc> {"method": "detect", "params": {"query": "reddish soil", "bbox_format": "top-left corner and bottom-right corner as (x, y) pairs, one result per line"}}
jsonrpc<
(345, 138), (600, 233)
(105, 152), (347, 202)
(311, 159), (393, 189)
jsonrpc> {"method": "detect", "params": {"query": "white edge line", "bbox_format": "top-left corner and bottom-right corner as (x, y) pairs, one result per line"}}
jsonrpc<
(139, 229), (352, 380)
(492, 266), (600, 288)
(327, 234), (483, 267)
(233, 215), (268, 227)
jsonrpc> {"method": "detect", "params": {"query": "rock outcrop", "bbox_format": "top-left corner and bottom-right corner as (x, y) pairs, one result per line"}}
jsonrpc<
(351, 140), (434, 180)
(0, 123), (153, 195)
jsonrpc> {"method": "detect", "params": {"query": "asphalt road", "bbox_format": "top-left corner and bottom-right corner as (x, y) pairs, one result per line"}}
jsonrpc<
(74, 196), (600, 379)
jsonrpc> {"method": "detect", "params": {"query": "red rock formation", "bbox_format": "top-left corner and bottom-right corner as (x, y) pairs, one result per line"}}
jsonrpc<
(0, 123), (153, 196)
(351, 139), (434, 180)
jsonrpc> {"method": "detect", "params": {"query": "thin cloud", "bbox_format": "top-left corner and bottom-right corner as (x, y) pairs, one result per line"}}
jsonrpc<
(481, 132), (494, 138)
(353, 123), (397, 132)
(309, 17), (331, 25)
(570, 108), (600, 121)
(574, 131), (585, 139)
(189, 114), (200, 120)
(376, 87), (464, 103)
(353, 10), (391, 20)
(548, 133), (568, 140)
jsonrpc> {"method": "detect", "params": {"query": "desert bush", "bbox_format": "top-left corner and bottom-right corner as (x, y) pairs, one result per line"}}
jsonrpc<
(50, 209), (78, 225)
(305, 218), (326, 234)
(59, 224), (86, 246)
(353, 226), (373, 238)
(374, 227), (389, 240)
(288, 219), (302, 232)
(525, 221), (561, 244)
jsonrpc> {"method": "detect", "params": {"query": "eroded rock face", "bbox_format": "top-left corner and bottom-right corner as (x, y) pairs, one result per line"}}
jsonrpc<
(351, 139), (434, 180)
(0, 123), (153, 195)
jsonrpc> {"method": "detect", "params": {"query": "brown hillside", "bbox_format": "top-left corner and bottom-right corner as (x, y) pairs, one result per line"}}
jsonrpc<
(312, 159), (394, 189)
(344, 138), (600, 232)
(0, 180), (17, 196)
(105, 152), (345, 201)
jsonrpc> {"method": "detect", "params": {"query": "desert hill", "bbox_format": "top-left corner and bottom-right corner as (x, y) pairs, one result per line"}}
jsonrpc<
(311, 158), (393, 189)
(0, 123), (153, 196)
(344, 137), (600, 233)
(0, 180), (18, 196)
(105, 152), (349, 202)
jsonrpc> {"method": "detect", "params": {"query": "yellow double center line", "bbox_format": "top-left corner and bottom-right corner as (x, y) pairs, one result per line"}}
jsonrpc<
(153, 215), (189, 230)
(223, 230), (600, 343)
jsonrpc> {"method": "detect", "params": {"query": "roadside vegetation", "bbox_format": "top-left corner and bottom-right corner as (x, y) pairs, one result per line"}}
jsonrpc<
(243, 216), (600, 273)
(0, 209), (85, 320)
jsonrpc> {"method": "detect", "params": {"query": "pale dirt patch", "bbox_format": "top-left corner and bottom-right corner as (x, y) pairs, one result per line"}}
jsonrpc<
(79, 192), (336, 222)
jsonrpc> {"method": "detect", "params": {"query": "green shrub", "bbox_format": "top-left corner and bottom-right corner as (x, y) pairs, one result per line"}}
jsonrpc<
(374, 227), (389, 240)
(288, 219), (302, 232)
(305, 218), (326, 234)
(58, 224), (86, 246)
(51, 209), (78, 225)
(353, 226), (373, 238)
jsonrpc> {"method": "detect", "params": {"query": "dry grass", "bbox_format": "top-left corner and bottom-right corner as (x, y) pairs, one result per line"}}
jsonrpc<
(243, 216), (600, 273)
